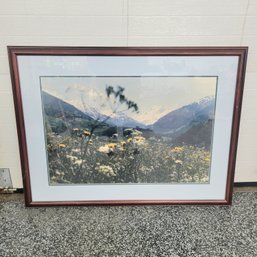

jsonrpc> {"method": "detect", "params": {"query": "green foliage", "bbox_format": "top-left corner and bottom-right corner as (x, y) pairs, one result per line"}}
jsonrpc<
(47, 117), (67, 133)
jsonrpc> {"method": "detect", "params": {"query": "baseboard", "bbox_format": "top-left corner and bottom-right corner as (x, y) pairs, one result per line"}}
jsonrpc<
(234, 182), (257, 187)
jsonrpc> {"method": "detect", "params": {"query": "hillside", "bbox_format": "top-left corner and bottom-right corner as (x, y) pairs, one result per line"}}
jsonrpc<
(172, 119), (214, 149)
(153, 96), (215, 135)
(42, 91), (110, 134)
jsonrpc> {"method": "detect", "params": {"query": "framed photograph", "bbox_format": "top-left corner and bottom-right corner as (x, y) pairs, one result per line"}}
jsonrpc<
(8, 46), (247, 206)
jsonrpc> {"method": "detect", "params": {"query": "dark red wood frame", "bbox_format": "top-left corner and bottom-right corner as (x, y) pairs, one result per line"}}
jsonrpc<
(8, 46), (248, 207)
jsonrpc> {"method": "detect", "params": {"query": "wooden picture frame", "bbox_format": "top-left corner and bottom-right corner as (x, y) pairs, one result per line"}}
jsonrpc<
(8, 46), (247, 206)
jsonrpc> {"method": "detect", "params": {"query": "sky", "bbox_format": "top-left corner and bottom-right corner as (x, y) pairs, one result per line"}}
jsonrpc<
(41, 76), (217, 125)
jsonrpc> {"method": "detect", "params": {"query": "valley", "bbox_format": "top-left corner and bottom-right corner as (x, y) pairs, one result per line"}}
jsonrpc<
(42, 91), (214, 184)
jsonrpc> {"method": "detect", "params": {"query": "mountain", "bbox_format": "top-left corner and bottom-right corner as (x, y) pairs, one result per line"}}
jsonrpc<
(107, 112), (148, 129)
(42, 91), (215, 148)
(43, 91), (95, 121)
(153, 96), (215, 135)
(83, 107), (108, 122)
(172, 119), (213, 149)
(42, 91), (110, 134)
(84, 108), (147, 129)
(152, 96), (215, 149)
(42, 91), (147, 137)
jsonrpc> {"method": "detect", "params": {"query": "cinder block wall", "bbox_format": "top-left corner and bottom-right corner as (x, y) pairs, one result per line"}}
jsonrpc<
(0, 0), (256, 188)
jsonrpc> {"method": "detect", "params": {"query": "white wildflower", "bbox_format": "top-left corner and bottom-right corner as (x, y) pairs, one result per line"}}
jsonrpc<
(97, 165), (116, 177)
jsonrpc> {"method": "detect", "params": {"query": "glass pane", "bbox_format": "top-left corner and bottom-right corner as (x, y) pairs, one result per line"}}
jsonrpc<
(40, 76), (217, 185)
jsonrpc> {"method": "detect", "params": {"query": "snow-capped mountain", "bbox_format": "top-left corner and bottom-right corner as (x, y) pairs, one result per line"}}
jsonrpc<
(153, 96), (215, 135)
(84, 107), (108, 122)
(84, 108), (147, 129)
(197, 95), (215, 105)
(107, 112), (148, 129)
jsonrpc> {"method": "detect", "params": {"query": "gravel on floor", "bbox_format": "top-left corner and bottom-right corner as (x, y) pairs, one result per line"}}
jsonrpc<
(0, 192), (256, 257)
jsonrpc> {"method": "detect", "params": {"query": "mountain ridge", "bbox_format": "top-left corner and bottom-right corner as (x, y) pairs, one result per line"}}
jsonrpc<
(42, 91), (215, 148)
(152, 95), (215, 135)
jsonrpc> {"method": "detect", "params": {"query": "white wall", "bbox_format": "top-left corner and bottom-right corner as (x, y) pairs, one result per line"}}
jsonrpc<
(0, 0), (256, 188)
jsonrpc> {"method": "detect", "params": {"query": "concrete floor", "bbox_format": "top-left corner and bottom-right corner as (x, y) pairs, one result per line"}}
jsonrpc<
(0, 191), (256, 257)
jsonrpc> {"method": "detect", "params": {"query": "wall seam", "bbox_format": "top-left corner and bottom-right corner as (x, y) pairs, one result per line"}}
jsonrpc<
(240, 0), (250, 45)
